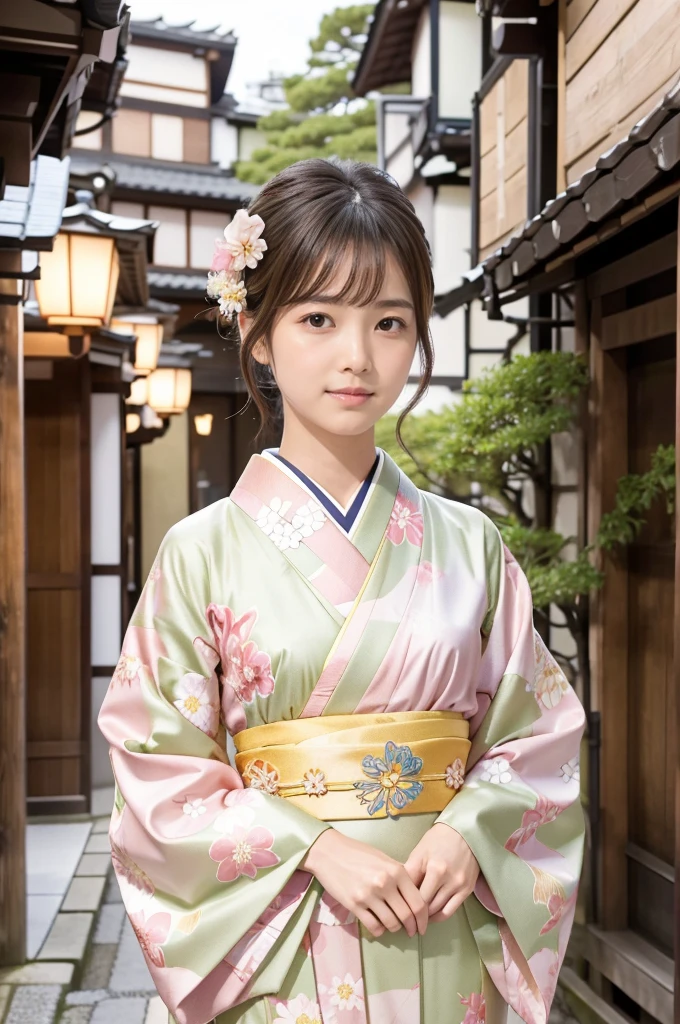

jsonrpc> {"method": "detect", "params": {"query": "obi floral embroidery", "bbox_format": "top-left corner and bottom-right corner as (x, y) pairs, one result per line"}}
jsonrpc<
(303, 769), (328, 796)
(445, 758), (466, 790)
(386, 493), (423, 546)
(353, 741), (423, 818)
(209, 825), (280, 882)
(243, 758), (280, 795)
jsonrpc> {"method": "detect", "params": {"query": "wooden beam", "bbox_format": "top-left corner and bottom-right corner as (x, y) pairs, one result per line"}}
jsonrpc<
(587, 297), (629, 930)
(674, 199), (680, 1024)
(0, 256), (26, 966)
(601, 294), (677, 350)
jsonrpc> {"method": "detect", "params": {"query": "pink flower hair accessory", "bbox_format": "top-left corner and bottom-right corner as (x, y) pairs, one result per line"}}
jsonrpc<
(207, 209), (267, 322)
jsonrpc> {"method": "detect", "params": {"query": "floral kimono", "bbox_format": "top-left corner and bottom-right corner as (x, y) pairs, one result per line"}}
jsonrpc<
(99, 449), (585, 1024)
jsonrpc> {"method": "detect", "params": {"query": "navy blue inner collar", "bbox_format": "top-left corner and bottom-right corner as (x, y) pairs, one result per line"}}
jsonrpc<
(268, 450), (380, 532)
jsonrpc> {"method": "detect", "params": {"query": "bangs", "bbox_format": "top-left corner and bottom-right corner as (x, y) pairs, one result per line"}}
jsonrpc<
(283, 217), (390, 309)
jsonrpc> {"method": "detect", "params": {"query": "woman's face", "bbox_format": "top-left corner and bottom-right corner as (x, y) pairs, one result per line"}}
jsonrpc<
(252, 251), (418, 438)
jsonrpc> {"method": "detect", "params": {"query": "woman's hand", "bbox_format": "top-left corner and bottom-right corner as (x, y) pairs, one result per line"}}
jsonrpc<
(300, 829), (429, 940)
(404, 822), (480, 921)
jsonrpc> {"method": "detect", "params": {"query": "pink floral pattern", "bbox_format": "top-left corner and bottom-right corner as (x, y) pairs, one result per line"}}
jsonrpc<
(206, 603), (276, 705)
(505, 796), (562, 853)
(209, 825), (280, 882)
(129, 909), (171, 968)
(459, 991), (486, 1024)
(540, 887), (578, 935)
(386, 494), (424, 546)
(111, 841), (154, 896)
(111, 652), (142, 688)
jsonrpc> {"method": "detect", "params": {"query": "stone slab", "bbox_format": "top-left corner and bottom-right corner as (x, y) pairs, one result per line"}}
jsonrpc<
(94, 904), (125, 945)
(65, 990), (108, 1006)
(84, 835), (110, 855)
(92, 819), (110, 834)
(108, 922), (155, 994)
(80, 945), (116, 992)
(76, 855), (110, 877)
(37, 913), (93, 962)
(0, 963), (73, 986)
(61, 1008), (94, 1024)
(145, 996), (168, 1024)
(91, 997), (147, 1024)
(62, 876), (107, 913)
(5, 984), (61, 1024)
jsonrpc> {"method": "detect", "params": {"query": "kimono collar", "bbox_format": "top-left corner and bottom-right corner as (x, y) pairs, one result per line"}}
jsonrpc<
(230, 449), (403, 611)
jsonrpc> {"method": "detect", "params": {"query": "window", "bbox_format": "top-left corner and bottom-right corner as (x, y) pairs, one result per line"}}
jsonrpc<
(72, 110), (102, 151)
(148, 206), (187, 267)
(190, 211), (229, 269)
(112, 109), (151, 157)
(151, 114), (184, 162)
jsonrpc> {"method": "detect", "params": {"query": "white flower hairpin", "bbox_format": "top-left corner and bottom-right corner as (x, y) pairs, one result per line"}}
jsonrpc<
(206, 209), (267, 321)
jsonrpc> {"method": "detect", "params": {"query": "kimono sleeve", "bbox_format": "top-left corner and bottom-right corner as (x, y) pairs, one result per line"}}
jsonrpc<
(436, 525), (586, 1024)
(98, 522), (329, 1024)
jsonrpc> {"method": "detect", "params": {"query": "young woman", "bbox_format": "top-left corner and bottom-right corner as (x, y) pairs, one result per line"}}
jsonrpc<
(99, 159), (585, 1024)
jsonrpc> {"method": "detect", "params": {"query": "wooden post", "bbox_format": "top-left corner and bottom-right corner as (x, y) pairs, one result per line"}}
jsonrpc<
(0, 256), (26, 965)
(674, 202), (680, 1024)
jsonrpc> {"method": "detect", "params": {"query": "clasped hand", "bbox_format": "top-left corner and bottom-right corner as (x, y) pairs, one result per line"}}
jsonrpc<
(300, 823), (480, 939)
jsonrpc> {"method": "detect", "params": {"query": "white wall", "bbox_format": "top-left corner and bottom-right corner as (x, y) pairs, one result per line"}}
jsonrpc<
(239, 126), (267, 161)
(212, 117), (239, 168)
(411, 7), (431, 98)
(439, 1), (482, 119)
(122, 44), (208, 107)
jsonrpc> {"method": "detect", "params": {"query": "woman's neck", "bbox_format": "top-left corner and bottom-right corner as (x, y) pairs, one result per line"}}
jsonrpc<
(277, 421), (377, 509)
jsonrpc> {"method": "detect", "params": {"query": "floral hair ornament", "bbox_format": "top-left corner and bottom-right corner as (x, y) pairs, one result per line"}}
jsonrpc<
(206, 209), (267, 322)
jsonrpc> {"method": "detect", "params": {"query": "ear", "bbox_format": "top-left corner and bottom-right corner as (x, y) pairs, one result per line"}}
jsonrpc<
(238, 311), (269, 366)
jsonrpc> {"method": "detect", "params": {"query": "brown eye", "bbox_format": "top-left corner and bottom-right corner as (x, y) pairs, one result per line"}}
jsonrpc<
(377, 317), (403, 332)
(304, 313), (331, 329)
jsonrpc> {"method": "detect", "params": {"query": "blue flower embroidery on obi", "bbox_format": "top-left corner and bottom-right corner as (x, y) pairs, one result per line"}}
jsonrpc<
(353, 741), (424, 819)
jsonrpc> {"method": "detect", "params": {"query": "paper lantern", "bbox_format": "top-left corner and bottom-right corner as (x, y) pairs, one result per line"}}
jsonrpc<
(194, 413), (213, 436)
(35, 232), (119, 328)
(126, 377), (149, 406)
(110, 317), (163, 375)
(147, 367), (192, 415)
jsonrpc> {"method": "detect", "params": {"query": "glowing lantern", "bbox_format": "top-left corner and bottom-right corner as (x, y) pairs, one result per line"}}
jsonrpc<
(35, 232), (119, 328)
(126, 413), (141, 433)
(110, 317), (163, 376)
(126, 377), (149, 406)
(194, 413), (213, 436)
(147, 367), (192, 415)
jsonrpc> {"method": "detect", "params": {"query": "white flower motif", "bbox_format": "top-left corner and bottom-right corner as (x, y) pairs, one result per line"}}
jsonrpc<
(559, 757), (580, 784)
(182, 798), (207, 819)
(445, 758), (465, 790)
(272, 993), (323, 1024)
(216, 274), (247, 319)
(255, 497), (304, 550)
(303, 769), (328, 797)
(206, 268), (229, 298)
(173, 673), (219, 738)
(480, 757), (513, 785)
(291, 499), (327, 537)
(329, 973), (364, 1012)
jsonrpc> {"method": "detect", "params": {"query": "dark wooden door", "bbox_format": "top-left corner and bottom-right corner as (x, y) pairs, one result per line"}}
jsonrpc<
(24, 358), (90, 814)
(188, 392), (262, 514)
(625, 335), (676, 956)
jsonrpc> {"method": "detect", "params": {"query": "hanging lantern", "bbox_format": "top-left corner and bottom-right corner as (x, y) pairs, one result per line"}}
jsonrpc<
(126, 377), (149, 406)
(35, 232), (119, 328)
(147, 367), (192, 415)
(125, 413), (141, 433)
(194, 413), (213, 436)
(110, 317), (163, 376)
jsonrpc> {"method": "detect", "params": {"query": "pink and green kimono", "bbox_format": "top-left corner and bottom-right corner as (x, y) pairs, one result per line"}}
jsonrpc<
(98, 449), (585, 1024)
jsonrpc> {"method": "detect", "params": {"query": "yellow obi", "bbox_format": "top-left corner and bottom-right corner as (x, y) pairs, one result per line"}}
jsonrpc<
(233, 710), (471, 821)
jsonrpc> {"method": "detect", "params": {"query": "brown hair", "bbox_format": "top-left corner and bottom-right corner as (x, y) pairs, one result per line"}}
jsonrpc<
(236, 158), (434, 445)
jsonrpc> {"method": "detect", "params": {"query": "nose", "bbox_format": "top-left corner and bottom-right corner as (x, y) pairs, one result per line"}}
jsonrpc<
(339, 328), (373, 375)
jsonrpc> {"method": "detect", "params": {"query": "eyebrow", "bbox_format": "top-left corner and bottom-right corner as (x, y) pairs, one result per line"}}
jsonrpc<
(302, 295), (414, 311)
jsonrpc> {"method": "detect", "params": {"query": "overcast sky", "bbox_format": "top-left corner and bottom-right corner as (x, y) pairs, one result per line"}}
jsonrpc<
(126, 0), (362, 106)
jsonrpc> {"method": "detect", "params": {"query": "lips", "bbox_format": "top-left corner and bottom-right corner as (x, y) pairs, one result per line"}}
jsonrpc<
(327, 388), (373, 396)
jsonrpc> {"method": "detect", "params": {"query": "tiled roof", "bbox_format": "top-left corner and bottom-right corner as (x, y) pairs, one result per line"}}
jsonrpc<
(69, 152), (258, 203)
(436, 78), (680, 315)
(130, 17), (236, 49)
(0, 156), (70, 249)
(148, 269), (208, 295)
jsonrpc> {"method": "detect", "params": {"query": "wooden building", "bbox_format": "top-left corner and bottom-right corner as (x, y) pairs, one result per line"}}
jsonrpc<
(0, 0), (130, 966)
(69, 17), (262, 588)
(438, 2), (680, 1022)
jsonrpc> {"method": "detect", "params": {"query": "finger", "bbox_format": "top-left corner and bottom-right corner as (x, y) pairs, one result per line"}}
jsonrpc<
(369, 899), (404, 935)
(385, 891), (418, 939)
(398, 876), (429, 936)
(431, 887), (469, 922)
(403, 853), (425, 887)
(357, 908), (386, 939)
(427, 882), (456, 916)
(418, 864), (448, 907)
